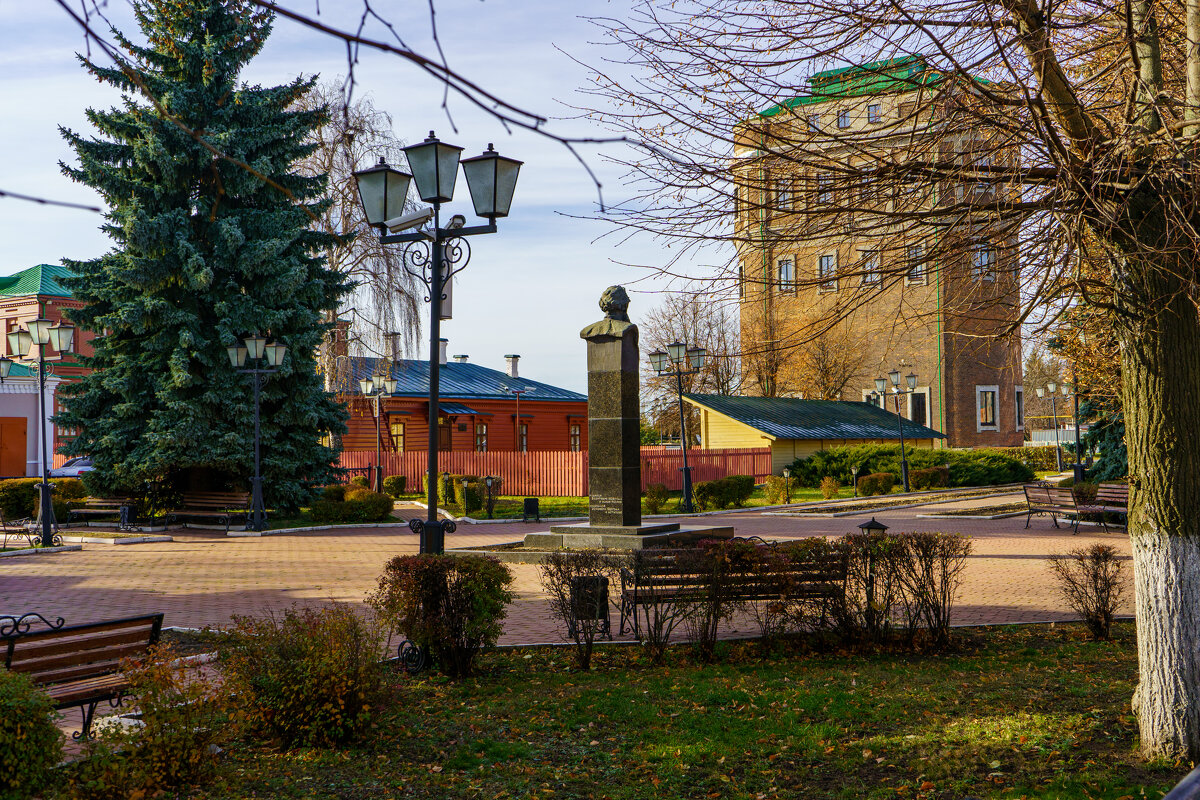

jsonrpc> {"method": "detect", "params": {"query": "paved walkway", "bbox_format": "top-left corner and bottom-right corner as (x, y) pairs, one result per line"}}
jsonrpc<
(0, 492), (1132, 646)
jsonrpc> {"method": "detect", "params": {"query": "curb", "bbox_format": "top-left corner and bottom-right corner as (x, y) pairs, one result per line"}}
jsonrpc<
(229, 522), (417, 537)
(60, 535), (174, 545)
(0, 544), (83, 558)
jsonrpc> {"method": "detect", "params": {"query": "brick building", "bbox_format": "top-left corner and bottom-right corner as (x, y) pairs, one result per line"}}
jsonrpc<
(733, 57), (1023, 448)
(0, 264), (96, 476)
(335, 343), (588, 454)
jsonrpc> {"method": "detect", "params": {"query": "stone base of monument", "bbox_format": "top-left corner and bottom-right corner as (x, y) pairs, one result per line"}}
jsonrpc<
(526, 522), (735, 551)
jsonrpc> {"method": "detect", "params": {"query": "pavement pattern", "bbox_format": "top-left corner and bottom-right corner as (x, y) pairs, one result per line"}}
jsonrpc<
(0, 491), (1133, 646)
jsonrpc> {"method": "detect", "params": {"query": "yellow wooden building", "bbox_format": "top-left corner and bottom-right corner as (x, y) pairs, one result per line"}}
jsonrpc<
(684, 394), (943, 474)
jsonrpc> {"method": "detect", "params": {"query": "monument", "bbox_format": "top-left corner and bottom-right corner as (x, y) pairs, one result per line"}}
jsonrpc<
(523, 286), (731, 550)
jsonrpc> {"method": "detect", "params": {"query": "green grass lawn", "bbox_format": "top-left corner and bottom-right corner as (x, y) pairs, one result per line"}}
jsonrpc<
(175, 622), (1178, 800)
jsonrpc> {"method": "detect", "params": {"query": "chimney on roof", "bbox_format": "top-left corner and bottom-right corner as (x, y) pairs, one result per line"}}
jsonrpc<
(438, 338), (448, 365)
(453, 354), (469, 363)
(505, 354), (520, 379)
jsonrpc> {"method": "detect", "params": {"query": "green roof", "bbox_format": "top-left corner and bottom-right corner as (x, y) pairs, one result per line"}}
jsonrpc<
(0, 264), (75, 298)
(760, 56), (939, 117)
(684, 394), (944, 441)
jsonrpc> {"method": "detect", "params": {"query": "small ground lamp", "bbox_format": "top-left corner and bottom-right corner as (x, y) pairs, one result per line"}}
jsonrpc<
(782, 466), (792, 504)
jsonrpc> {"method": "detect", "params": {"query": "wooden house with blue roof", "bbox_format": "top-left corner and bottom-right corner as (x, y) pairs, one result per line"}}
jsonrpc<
(335, 342), (587, 454)
(685, 394), (943, 473)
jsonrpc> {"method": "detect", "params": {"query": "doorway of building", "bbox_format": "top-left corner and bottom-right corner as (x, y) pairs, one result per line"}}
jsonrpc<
(0, 418), (27, 477)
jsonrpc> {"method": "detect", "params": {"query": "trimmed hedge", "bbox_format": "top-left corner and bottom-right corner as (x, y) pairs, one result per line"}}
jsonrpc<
(789, 444), (1034, 490)
(310, 488), (394, 524)
(381, 475), (407, 499)
(910, 466), (950, 490)
(856, 472), (896, 496)
(692, 475), (756, 511)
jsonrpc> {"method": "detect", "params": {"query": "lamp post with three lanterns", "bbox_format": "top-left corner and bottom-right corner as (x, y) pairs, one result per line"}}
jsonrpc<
(648, 341), (707, 514)
(1035, 381), (1073, 474)
(870, 369), (918, 493)
(354, 132), (521, 554)
(359, 374), (398, 492)
(226, 335), (288, 532)
(0, 319), (75, 548)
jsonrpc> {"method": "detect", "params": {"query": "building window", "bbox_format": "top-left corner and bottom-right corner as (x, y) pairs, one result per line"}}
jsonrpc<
(859, 250), (880, 285)
(569, 424), (582, 452)
(976, 385), (999, 431)
(867, 103), (882, 123)
(909, 390), (928, 428)
(818, 253), (837, 292)
(1015, 386), (1025, 431)
(972, 155), (992, 197)
(519, 423), (529, 452)
(837, 108), (850, 128)
(971, 243), (997, 281)
(475, 422), (488, 452)
(777, 257), (796, 292)
(816, 172), (833, 204)
(389, 421), (405, 451)
(807, 113), (820, 131)
(776, 178), (791, 211)
(906, 243), (926, 284)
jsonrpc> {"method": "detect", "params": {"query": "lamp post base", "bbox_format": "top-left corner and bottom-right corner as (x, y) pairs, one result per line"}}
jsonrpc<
(679, 466), (695, 514)
(249, 476), (267, 532)
(900, 460), (910, 493)
(1073, 463), (1087, 483)
(409, 517), (456, 554)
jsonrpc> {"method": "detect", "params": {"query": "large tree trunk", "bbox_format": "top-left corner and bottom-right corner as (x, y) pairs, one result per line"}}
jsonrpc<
(1116, 256), (1200, 760)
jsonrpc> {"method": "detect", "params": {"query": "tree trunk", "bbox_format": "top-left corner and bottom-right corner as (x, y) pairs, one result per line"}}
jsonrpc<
(1116, 258), (1200, 760)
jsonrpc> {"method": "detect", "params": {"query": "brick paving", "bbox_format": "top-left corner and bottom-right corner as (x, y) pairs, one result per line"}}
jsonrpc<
(0, 494), (1131, 648)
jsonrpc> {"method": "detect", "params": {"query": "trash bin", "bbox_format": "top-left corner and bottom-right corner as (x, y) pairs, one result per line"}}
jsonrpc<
(568, 575), (611, 639)
(522, 497), (540, 522)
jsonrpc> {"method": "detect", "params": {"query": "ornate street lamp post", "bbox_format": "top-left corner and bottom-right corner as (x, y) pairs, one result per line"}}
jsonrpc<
(1036, 381), (1072, 473)
(227, 335), (287, 531)
(4, 320), (74, 547)
(649, 341), (707, 514)
(871, 369), (918, 493)
(355, 133), (521, 554)
(359, 374), (398, 491)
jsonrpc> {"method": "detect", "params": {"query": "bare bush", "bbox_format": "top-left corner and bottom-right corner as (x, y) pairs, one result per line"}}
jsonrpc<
(623, 549), (696, 666)
(540, 550), (621, 670)
(895, 533), (974, 648)
(1047, 545), (1129, 640)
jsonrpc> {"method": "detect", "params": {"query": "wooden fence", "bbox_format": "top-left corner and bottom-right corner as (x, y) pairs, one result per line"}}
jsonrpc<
(337, 447), (772, 497)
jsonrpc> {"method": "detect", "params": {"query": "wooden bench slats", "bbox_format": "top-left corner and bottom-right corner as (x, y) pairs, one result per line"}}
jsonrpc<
(167, 491), (250, 531)
(11, 642), (155, 681)
(45, 674), (129, 705)
(9, 626), (160, 663)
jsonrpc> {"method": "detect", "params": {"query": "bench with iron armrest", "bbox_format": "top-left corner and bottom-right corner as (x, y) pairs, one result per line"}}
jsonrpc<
(167, 490), (250, 532)
(1023, 484), (1081, 533)
(1076, 483), (1129, 533)
(619, 543), (848, 636)
(0, 511), (62, 549)
(2, 612), (164, 738)
(67, 496), (137, 531)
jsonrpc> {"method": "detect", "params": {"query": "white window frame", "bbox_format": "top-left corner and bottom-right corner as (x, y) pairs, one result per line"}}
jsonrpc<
(906, 243), (927, 285)
(777, 257), (796, 292)
(859, 250), (880, 285)
(867, 103), (882, 124)
(976, 385), (1000, 432)
(818, 253), (838, 292)
(1015, 386), (1025, 431)
(776, 178), (792, 211)
(971, 243), (997, 282)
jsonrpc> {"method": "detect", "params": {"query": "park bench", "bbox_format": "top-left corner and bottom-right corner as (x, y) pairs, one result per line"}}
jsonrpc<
(618, 541), (848, 636)
(1076, 482), (1129, 533)
(0, 511), (62, 549)
(2, 612), (164, 738)
(1023, 484), (1081, 533)
(67, 496), (137, 531)
(167, 490), (250, 532)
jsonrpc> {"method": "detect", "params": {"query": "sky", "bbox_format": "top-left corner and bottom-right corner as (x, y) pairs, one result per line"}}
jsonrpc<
(0, 0), (690, 393)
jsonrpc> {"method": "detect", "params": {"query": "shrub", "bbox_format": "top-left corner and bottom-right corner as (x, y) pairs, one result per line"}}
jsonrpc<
(894, 532), (973, 648)
(220, 605), (387, 747)
(451, 476), (483, 514)
(322, 484), (346, 502)
(68, 644), (228, 797)
(381, 475), (407, 498)
(310, 489), (394, 524)
(819, 475), (841, 499)
(0, 478), (41, 521)
(910, 466), (950, 490)
(644, 483), (669, 515)
(350, 475), (369, 488)
(840, 531), (907, 642)
(790, 445), (1034, 489)
(1069, 480), (1099, 505)
(55, 478), (87, 500)
(0, 668), (62, 800)
(1047, 544), (1129, 640)
(764, 475), (793, 505)
(692, 480), (720, 511)
(724, 475), (755, 507)
(540, 549), (621, 670)
(368, 554), (514, 678)
(856, 472), (895, 496)
(626, 549), (695, 666)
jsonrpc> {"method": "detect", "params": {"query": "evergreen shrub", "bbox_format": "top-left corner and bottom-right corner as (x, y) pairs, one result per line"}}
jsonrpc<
(220, 606), (386, 747)
(0, 669), (61, 800)
(910, 466), (950, 490)
(789, 445), (1034, 489)
(0, 479), (40, 522)
(856, 472), (895, 496)
(382, 475), (406, 498)
(368, 554), (514, 678)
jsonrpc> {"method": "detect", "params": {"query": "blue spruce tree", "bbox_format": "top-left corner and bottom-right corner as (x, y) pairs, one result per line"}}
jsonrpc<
(57, 0), (349, 510)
